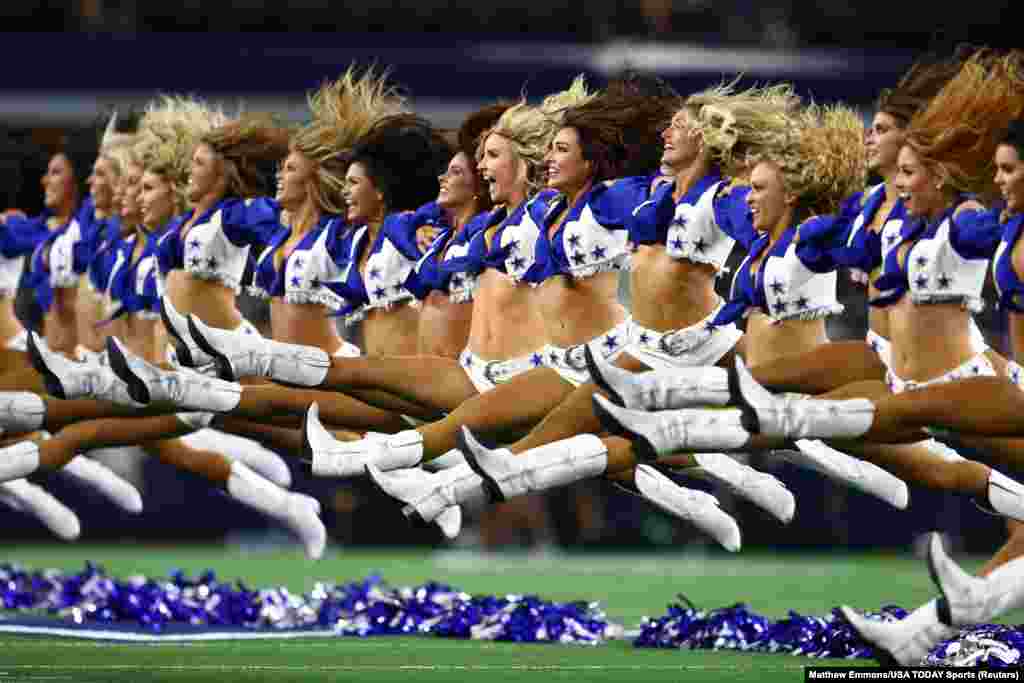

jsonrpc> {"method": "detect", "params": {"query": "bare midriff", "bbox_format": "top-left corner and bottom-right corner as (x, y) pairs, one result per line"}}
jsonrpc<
(0, 297), (23, 347)
(165, 270), (243, 330)
(744, 313), (829, 367)
(361, 303), (420, 357)
(467, 268), (547, 361)
(536, 270), (625, 349)
(270, 299), (350, 356)
(629, 244), (720, 332)
(417, 293), (473, 358)
(888, 297), (979, 382)
(43, 286), (79, 354)
(76, 274), (106, 353)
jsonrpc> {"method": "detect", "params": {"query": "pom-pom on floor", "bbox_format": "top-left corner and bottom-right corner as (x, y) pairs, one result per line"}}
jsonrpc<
(0, 544), (1012, 681)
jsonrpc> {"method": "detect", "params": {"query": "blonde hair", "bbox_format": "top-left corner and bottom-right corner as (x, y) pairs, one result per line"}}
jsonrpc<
(906, 49), (1024, 203)
(136, 95), (228, 214)
(684, 80), (801, 177)
(290, 65), (407, 215)
(479, 75), (596, 195)
(754, 103), (867, 215)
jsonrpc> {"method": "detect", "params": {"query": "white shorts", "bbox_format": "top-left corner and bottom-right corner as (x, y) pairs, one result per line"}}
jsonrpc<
(5, 330), (28, 353)
(458, 347), (544, 395)
(1007, 361), (1024, 391)
(886, 352), (996, 394)
(333, 340), (361, 358)
(621, 307), (741, 372)
(542, 319), (632, 388)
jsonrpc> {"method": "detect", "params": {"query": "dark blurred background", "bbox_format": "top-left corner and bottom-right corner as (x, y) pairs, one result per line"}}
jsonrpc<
(0, 3), (1018, 555)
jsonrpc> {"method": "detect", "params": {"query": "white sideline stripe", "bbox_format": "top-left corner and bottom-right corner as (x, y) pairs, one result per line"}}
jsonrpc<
(0, 624), (340, 642)
(0, 624), (641, 643)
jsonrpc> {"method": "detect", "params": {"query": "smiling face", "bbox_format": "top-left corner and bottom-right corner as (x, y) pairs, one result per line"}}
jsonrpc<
(276, 149), (315, 212)
(478, 132), (526, 206)
(343, 161), (384, 224)
(995, 143), (1024, 215)
(186, 142), (225, 204)
(545, 127), (592, 197)
(88, 156), (118, 214)
(747, 161), (792, 233)
(42, 153), (77, 213)
(894, 145), (947, 219)
(437, 151), (478, 211)
(119, 161), (143, 225)
(661, 109), (702, 171)
(865, 111), (905, 177)
(139, 170), (176, 229)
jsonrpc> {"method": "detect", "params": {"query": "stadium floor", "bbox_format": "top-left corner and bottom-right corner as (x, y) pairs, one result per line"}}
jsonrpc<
(0, 543), (994, 682)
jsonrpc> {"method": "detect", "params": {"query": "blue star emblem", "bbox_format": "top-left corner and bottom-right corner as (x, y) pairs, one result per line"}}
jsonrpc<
(511, 256), (526, 270)
(886, 233), (899, 244)
(795, 296), (809, 309)
(915, 274), (929, 289)
(508, 239), (520, 253)
(971, 364), (981, 374)
(374, 286), (386, 298)
(692, 237), (707, 253)
(567, 234), (581, 247)
(772, 300), (788, 314)
(674, 215), (689, 229)
(450, 274), (463, 288)
(188, 239), (201, 250)
(369, 267), (381, 280)
(936, 273), (951, 290)
(603, 335), (617, 350)
(915, 256), (928, 268)
(638, 332), (650, 344)
(671, 238), (685, 250)
(293, 257), (304, 268)
(1012, 367), (1021, 384)
(206, 257), (218, 269)
(571, 252), (587, 265)
(549, 352), (560, 364)
(591, 245), (607, 260)
(189, 257), (202, 268)
(290, 276), (301, 288)
(461, 354), (472, 368)
(769, 280), (785, 295)
(531, 353), (543, 367)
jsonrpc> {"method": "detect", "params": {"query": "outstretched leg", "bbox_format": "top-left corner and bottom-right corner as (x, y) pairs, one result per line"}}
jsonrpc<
(321, 355), (479, 414)
(751, 340), (886, 394)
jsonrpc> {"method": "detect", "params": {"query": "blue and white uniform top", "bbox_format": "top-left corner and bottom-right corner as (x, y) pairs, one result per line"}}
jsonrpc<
(0, 213), (51, 299)
(527, 179), (650, 284)
(155, 197), (281, 294)
(248, 209), (350, 312)
(406, 203), (491, 304)
(105, 229), (163, 321)
(23, 210), (82, 311)
(714, 215), (846, 326)
(328, 209), (430, 325)
(993, 211), (1024, 314)
(628, 172), (753, 270)
(872, 199), (999, 313)
(827, 183), (908, 283)
(477, 190), (558, 284)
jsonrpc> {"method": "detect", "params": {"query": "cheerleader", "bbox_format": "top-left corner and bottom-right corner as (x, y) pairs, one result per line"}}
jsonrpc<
(589, 52), (1003, 514)
(423, 102), (869, 546)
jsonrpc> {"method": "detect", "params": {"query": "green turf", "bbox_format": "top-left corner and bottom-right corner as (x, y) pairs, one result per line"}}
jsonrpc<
(0, 544), (992, 682)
